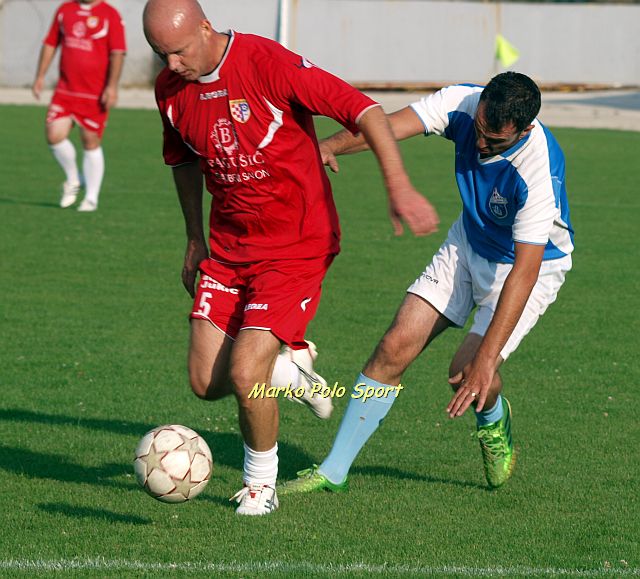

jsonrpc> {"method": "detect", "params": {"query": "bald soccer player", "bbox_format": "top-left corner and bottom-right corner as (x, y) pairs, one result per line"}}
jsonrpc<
(143, 0), (439, 515)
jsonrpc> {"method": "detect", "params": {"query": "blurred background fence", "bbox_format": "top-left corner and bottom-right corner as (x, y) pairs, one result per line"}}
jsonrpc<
(2, 0), (638, 89)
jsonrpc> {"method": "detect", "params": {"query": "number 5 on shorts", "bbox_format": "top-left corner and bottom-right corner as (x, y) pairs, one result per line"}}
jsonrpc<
(196, 292), (213, 317)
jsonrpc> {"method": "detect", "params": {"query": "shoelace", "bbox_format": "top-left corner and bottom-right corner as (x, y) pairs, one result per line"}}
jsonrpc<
(229, 483), (266, 503)
(295, 464), (320, 478)
(476, 428), (507, 460)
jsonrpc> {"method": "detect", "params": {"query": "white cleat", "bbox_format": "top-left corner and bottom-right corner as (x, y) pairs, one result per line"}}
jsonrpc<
(283, 341), (333, 420)
(231, 483), (278, 516)
(77, 199), (97, 212)
(59, 181), (81, 208)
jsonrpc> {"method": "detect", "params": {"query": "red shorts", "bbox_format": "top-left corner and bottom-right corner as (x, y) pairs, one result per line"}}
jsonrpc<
(191, 255), (334, 349)
(47, 91), (108, 137)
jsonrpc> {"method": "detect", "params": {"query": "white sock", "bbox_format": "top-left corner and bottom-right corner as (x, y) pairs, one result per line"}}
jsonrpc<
(243, 443), (278, 486)
(271, 354), (301, 388)
(82, 147), (104, 205)
(50, 140), (80, 184)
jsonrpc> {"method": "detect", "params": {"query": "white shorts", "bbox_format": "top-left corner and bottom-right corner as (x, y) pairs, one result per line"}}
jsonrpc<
(407, 216), (572, 360)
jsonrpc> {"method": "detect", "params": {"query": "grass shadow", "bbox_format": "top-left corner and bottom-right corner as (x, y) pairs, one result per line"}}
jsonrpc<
(39, 502), (152, 525)
(353, 465), (488, 492)
(0, 196), (59, 208)
(0, 446), (135, 490)
(0, 407), (315, 480)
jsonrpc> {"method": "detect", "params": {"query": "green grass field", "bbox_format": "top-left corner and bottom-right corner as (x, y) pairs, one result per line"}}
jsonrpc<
(0, 104), (638, 577)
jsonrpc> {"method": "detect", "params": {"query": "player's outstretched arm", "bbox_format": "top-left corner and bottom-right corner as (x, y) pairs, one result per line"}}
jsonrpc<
(32, 44), (56, 100)
(356, 106), (439, 237)
(320, 106), (426, 172)
(447, 242), (546, 417)
(172, 162), (208, 297)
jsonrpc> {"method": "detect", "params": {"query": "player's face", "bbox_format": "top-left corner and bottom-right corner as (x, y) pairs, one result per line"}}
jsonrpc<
(147, 22), (214, 81)
(474, 102), (532, 158)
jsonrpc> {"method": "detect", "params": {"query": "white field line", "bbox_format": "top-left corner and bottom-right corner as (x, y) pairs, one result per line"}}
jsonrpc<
(0, 559), (638, 576)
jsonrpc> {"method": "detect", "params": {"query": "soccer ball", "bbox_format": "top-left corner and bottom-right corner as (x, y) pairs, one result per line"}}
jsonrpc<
(134, 424), (213, 503)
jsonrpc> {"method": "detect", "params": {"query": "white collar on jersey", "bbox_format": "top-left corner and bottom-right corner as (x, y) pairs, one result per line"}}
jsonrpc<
(198, 30), (235, 84)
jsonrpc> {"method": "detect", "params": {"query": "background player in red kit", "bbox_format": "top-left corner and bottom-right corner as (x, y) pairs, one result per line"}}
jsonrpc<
(143, 0), (439, 515)
(32, 0), (126, 212)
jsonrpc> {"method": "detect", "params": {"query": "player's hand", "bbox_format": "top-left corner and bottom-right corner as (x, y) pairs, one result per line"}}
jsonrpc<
(101, 86), (118, 110)
(319, 140), (340, 173)
(446, 358), (496, 418)
(32, 78), (44, 100)
(182, 240), (208, 298)
(388, 186), (439, 237)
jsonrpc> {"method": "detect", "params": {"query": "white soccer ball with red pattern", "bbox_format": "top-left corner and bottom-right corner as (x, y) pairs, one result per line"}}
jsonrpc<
(134, 425), (213, 503)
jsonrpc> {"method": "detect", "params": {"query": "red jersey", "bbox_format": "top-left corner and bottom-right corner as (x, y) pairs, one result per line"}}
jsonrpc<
(44, 0), (126, 99)
(155, 31), (378, 263)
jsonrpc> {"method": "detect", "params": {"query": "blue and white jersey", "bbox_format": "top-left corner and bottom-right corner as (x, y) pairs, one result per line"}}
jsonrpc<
(410, 84), (574, 263)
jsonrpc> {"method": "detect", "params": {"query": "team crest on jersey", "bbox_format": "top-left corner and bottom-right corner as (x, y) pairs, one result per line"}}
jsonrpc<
(72, 21), (87, 38)
(229, 99), (251, 124)
(489, 188), (509, 219)
(86, 16), (99, 29)
(210, 118), (238, 155)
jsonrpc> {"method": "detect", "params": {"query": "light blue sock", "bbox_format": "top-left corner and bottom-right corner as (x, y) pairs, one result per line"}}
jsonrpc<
(475, 394), (503, 427)
(319, 373), (400, 484)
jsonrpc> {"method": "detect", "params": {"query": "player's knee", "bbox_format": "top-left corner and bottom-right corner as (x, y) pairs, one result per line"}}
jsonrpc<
(189, 374), (212, 399)
(228, 366), (257, 400)
(188, 369), (223, 400)
(373, 332), (409, 369)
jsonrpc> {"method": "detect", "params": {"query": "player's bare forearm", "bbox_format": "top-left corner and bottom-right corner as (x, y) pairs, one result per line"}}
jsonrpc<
(106, 51), (125, 89)
(448, 242), (545, 416)
(321, 127), (368, 157)
(476, 243), (544, 364)
(357, 106), (439, 236)
(323, 106), (425, 156)
(172, 162), (207, 296)
(32, 44), (56, 99)
(172, 162), (205, 243)
(102, 51), (125, 109)
(358, 107), (411, 186)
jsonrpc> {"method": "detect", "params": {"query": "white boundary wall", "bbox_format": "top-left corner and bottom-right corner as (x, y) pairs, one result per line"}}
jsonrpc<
(2, 0), (639, 88)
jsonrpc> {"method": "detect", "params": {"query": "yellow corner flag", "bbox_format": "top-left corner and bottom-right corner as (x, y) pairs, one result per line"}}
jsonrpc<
(495, 34), (520, 68)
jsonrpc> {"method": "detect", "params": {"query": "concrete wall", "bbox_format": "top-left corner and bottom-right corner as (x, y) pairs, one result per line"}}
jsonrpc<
(2, 0), (639, 88)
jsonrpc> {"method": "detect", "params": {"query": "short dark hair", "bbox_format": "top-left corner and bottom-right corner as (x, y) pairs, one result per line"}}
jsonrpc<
(479, 72), (541, 132)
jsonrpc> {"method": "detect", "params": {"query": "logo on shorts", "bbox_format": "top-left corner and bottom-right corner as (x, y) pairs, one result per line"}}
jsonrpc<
(245, 303), (269, 311)
(230, 99), (251, 123)
(489, 188), (509, 219)
(300, 298), (312, 311)
(200, 275), (239, 295)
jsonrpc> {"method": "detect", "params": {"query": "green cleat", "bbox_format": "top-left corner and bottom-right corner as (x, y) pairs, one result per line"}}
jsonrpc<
(476, 397), (516, 488)
(279, 465), (348, 495)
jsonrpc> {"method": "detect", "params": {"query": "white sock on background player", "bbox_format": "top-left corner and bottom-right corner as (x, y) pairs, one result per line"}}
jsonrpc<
(50, 139), (80, 186)
(82, 147), (104, 207)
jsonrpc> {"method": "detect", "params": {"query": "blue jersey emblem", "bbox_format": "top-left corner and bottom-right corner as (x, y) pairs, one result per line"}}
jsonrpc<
(489, 188), (509, 219)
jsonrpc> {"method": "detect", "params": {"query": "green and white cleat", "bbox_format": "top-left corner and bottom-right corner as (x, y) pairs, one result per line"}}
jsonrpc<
(279, 465), (348, 495)
(476, 397), (516, 488)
